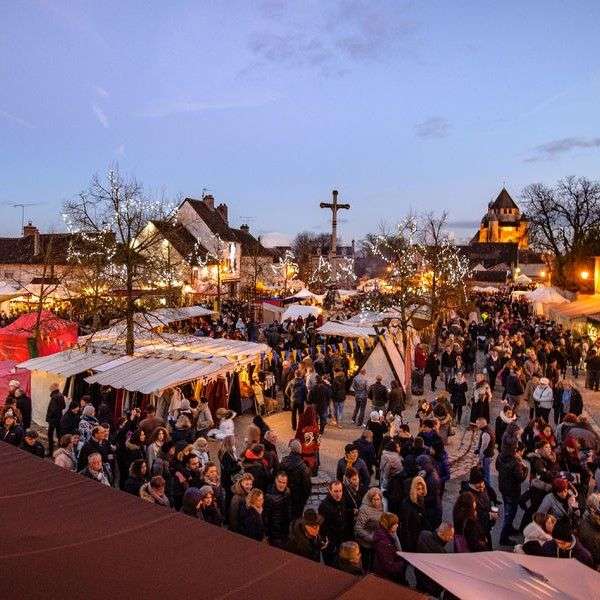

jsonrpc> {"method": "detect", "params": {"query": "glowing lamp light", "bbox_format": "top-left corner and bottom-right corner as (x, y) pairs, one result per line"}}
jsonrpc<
(580, 270), (590, 281)
(539, 270), (546, 278)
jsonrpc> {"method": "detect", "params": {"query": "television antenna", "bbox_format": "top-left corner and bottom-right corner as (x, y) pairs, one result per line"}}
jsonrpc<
(7, 202), (43, 230)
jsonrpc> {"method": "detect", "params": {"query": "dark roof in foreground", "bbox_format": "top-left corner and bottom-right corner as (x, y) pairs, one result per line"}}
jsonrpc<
(232, 227), (274, 257)
(0, 233), (76, 265)
(0, 442), (423, 600)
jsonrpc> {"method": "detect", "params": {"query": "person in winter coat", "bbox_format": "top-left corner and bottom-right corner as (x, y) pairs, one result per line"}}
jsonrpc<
(541, 518), (593, 566)
(217, 435), (241, 511)
(337, 444), (371, 491)
(241, 444), (272, 492)
(287, 509), (326, 562)
(469, 374), (491, 425)
(79, 452), (111, 486)
(124, 459), (148, 496)
(239, 488), (266, 541)
(555, 379), (583, 422)
(387, 380), (406, 418)
(0, 412), (23, 447)
(286, 370), (308, 431)
(336, 541), (365, 576)
(578, 493), (600, 568)
(449, 372), (468, 424)
(496, 443), (528, 545)
(372, 512), (406, 584)
(537, 478), (578, 523)
(180, 485), (221, 524)
(495, 405), (517, 452)
(139, 475), (170, 507)
(280, 440), (312, 520)
(415, 454), (443, 528)
(379, 440), (403, 493)
(354, 487), (385, 558)
(533, 377), (554, 423)
(78, 405), (100, 451)
(514, 513), (556, 555)
(500, 421), (522, 455)
(53, 434), (77, 471)
(60, 401), (81, 436)
(353, 431), (378, 479)
(399, 475), (432, 551)
(331, 369), (347, 427)
(78, 425), (112, 472)
(453, 491), (488, 552)
(460, 467), (497, 549)
(485, 348), (501, 391)
(367, 376), (388, 411)
(319, 480), (352, 565)
(294, 406), (320, 475)
(416, 523), (454, 595)
(351, 369), (369, 426)
(425, 351), (440, 391)
(20, 430), (45, 458)
(146, 427), (170, 471)
(229, 473), (254, 532)
(14, 388), (32, 431)
(201, 461), (226, 518)
(264, 471), (292, 548)
(366, 411), (388, 458)
(45, 383), (66, 457)
(120, 429), (146, 489)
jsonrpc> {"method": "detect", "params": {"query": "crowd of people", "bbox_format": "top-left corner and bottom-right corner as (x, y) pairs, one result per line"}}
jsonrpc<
(2, 290), (600, 596)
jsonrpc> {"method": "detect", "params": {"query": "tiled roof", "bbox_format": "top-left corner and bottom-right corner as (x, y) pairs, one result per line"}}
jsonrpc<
(459, 242), (519, 268)
(0, 233), (75, 265)
(151, 220), (210, 264)
(490, 187), (519, 210)
(232, 228), (274, 257)
(183, 198), (239, 242)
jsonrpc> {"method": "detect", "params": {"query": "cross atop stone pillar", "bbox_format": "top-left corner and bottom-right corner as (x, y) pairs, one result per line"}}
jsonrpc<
(319, 189), (350, 259)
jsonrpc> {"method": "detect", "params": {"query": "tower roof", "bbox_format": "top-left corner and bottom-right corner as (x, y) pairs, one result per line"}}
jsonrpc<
(490, 187), (519, 210)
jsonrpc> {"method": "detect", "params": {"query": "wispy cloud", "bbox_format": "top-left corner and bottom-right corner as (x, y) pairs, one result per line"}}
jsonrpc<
(92, 103), (109, 128)
(245, 1), (416, 76)
(415, 117), (450, 139)
(94, 85), (109, 98)
(524, 136), (600, 162)
(115, 144), (125, 157)
(0, 109), (35, 129)
(136, 96), (277, 118)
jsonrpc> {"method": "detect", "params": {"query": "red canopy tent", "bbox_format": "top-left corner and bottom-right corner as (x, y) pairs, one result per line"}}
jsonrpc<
(0, 311), (78, 362)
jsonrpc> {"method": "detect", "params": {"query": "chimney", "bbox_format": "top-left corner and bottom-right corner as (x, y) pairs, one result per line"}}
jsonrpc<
(240, 224), (249, 233)
(203, 194), (215, 209)
(216, 203), (228, 224)
(23, 222), (41, 255)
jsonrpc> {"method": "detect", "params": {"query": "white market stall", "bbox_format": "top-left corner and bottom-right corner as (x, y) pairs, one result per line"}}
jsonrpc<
(284, 288), (324, 303)
(400, 550), (598, 600)
(281, 303), (321, 321)
(524, 286), (569, 315)
(317, 321), (377, 338)
(19, 334), (271, 425)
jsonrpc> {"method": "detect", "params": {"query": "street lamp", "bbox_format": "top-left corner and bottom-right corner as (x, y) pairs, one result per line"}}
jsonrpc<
(580, 270), (590, 281)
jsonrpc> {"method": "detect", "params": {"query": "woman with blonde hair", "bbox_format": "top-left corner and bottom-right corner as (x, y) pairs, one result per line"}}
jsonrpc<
(354, 487), (385, 566)
(229, 472), (254, 532)
(240, 488), (265, 541)
(191, 436), (210, 468)
(399, 475), (431, 552)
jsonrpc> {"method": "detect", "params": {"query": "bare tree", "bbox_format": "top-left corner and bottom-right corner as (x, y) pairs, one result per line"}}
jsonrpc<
(63, 166), (174, 354)
(271, 249), (299, 295)
(522, 176), (600, 285)
(292, 231), (330, 282)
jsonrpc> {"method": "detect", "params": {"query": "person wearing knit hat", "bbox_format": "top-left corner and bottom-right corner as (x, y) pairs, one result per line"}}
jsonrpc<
(181, 487), (203, 517)
(537, 478), (576, 523)
(541, 517), (593, 566)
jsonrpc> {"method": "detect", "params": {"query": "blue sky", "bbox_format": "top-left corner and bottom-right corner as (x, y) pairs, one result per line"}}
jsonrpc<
(2, 1), (600, 243)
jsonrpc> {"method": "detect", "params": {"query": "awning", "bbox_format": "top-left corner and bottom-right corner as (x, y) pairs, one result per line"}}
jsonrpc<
(282, 304), (321, 320)
(317, 321), (377, 338)
(18, 349), (117, 377)
(400, 550), (597, 600)
(0, 442), (420, 600)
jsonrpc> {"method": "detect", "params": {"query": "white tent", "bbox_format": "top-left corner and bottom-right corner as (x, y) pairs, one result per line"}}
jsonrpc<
(400, 550), (597, 600)
(282, 304), (321, 321)
(19, 334), (271, 424)
(515, 273), (533, 284)
(317, 321), (377, 338)
(0, 282), (20, 298)
(284, 288), (323, 302)
(361, 335), (406, 389)
(525, 287), (568, 304)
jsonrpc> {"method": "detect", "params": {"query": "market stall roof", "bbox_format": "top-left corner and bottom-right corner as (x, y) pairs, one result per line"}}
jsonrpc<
(282, 303), (321, 320)
(0, 281), (20, 299)
(101, 305), (214, 337)
(0, 442), (420, 600)
(317, 321), (377, 338)
(548, 295), (600, 320)
(400, 550), (598, 600)
(19, 335), (271, 394)
(284, 287), (322, 301)
(525, 286), (568, 304)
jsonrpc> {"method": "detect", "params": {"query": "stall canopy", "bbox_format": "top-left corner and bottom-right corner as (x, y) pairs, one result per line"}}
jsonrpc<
(0, 311), (78, 362)
(548, 295), (600, 323)
(317, 321), (377, 338)
(0, 442), (422, 600)
(282, 303), (321, 321)
(525, 287), (568, 304)
(0, 282), (20, 299)
(284, 287), (323, 302)
(19, 335), (271, 423)
(400, 550), (597, 600)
